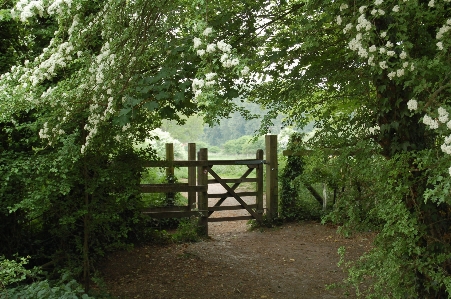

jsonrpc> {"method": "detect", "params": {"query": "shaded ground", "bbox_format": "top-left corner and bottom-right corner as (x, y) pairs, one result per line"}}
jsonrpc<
(101, 184), (375, 298)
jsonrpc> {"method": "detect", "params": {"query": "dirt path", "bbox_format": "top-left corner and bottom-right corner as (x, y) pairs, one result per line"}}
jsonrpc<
(101, 184), (374, 298)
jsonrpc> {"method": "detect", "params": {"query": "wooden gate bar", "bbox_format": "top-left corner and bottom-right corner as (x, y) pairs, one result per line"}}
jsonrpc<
(208, 204), (257, 211)
(208, 191), (257, 198)
(207, 178), (257, 184)
(208, 216), (253, 222)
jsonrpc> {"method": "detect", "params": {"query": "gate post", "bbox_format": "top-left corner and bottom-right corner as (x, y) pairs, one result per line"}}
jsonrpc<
(197, 148), (208, 236)
(265, 135), (278, 221)
(188, 143), (196, 210)
(165, 143), (175, 206)
(256, 149), (264, 218)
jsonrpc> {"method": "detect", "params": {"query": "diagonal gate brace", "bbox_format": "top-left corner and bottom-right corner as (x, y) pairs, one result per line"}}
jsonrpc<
(209, 167), (254, 216)
(207, 167), (261, 221)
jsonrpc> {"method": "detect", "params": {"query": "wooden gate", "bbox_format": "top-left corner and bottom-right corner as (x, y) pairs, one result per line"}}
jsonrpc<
(140, 135), (278, 235)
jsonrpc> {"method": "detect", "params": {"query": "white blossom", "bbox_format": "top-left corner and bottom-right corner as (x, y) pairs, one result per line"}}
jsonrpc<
(203, 27), (213, 36)
(392, 5), (400, 12)
(193, 37), (202, 49)
(241, 66), (250, 76)
(205, 72), (216, 80)
(388, 71), (396, 80)
(206, 43), (216, 53)
(397, 69), (405, 77)
(407, 99), (418, 111)
(379, 61), (388, 69)
(336, 15), (342, 25)
(423, 115), (439, 129)
(387, 50), (395, 56)
(343, 23), (353, 34)
(375, 0), (383, 5)
(400, 51), (407, 59)
(197, 49), (205, 56)
(205, 80), (216, 87)
(437, 42), (444, 50)
(438, 107), (449, 123)
(217, 40), (232, 52)
(428, 0), (434, 7)
(340, 4), (348, 11)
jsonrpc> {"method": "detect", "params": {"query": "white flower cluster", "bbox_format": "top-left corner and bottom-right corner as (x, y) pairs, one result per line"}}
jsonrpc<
(39, 122), (50, 139)
(436, 19), (451, 50)
(12, 0), (73, 21)
(423, 107), (451, 131)
(441, 134), (451, 155)
(339, 3), (416, 81)
(193, 26), (240, 67)
(191, 25), (250, 101)
(423, 115), (439, 129)
(12, 0), (44, 22)
(407, 99), (418, 111)
(29, 41), (75, 86)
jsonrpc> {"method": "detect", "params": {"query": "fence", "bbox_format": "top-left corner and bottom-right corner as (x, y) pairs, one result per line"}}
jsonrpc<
(140, 135), (279, 235)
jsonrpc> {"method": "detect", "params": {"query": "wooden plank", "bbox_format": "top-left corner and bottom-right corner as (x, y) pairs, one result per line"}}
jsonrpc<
(142, 206), (189, 213)
(142, 160), (202, 167)
(207, 178), (257, 184)
(207, 167), (261, 220)
(256, 149), (264, 215)
(142, 159), (265, 168)
(165, 143), (175, 206)
(140, 184), (207, 193)
(197, 148), (208, 236)
(208, 216), (253, 222)
(208, 192), (257, 198)
(208, 204), (257, 211)
(142, 210), (207, 219)
(188, 143), (196, 210)
(207, 159), (265, 166)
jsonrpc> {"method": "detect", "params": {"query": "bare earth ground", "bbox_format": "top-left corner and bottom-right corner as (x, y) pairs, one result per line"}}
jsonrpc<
(101, 184), (375, 299)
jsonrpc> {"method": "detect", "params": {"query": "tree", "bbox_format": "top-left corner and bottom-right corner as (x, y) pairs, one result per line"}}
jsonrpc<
(189, 0), (451, 297)
(2, 0), (451, 297)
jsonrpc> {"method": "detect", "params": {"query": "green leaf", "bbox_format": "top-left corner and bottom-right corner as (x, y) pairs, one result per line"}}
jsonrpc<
(143, 101), (159, 111)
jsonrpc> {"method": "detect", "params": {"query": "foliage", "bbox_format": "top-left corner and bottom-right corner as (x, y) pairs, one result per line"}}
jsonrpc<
(171, 217), (202, 243)
(2, 0), (451, 297)
(0, 255), (93, 299)
(279, 133), (326, 221)
(2, 275), (94, 299)
(0, 255), (35, 287)
(223, 135), (264, 155)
